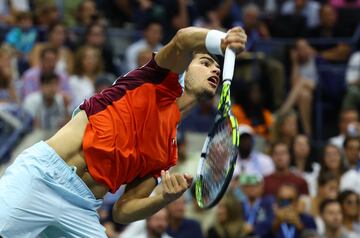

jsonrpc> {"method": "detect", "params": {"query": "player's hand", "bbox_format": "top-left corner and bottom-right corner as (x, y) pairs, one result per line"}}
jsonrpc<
(161, 170), (192, 203)
(222, 27), (247, 54)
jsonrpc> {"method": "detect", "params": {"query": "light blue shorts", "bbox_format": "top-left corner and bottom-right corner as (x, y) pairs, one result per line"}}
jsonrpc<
(0, 141), (107, 238)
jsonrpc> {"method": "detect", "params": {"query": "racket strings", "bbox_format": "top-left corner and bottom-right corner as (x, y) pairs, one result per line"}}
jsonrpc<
(202, 118), (237, 204)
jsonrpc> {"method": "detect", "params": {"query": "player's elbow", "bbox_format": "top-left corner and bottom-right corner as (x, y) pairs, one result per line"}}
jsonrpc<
(174, 27), (198, 51)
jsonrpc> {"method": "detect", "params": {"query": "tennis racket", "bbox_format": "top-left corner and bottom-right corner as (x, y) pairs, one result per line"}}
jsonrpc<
(195, 47), (239, 209)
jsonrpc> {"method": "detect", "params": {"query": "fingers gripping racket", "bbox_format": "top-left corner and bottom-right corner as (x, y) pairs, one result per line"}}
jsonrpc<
(195, 48), (239, 209)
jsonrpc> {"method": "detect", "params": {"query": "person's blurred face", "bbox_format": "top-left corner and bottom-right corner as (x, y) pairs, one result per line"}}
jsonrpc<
(339, 110), (359, 134)
(322, 202), (343, 230)
(87, 25), (105, 47)
(144, 23), (163, 47)
(217, 201), (228, 224)
(185, 53), (220, 100)
(167, 196), (185, 220)
(320, 5), (337, 28)
(147, 209), (169, 237)
(81, 0), (96, 23)
(272, 144), (290, 171)
(49, 25), (66, 47)
(41, 52), (58, 73)
(293, 135), (310, 160)
(239, 133), (253, 158)
(241, 183), (263, 200)
(19, 17), (33, 29)
(319, 180), (339, 199)
(295, 0), (307, 9)
(281, 114), (298, 138)
(277, 185), (298, 208)
(344, 139), (360, 166)
(243, 8), (259, 29)
(41, 79), (59, 101)
(324, 145), (341, 171)
(342, 194), (360, 218)
(82, 48), (99, 74)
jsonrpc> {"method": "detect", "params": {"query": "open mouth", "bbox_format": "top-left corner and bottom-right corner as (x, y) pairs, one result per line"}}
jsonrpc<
(207, 76), (219, 88)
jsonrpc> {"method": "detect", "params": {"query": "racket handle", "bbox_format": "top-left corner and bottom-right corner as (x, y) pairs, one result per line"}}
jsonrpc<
(222, 47), (236, 83)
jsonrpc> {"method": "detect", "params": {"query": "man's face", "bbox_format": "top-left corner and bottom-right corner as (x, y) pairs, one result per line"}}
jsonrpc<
(344, 139), (360, 166)
(340, 110), (358, 134)
(322, 203), (343, 230)
(144, 23), (163, 46)
(147, 209), (168, 237)
(277, 185), (298, 209)
(272, 144), (290, 171)
(41, 79), (59, 101)
(242, 183), (263, 200)
(41, 52), (57, 73)
(185, 53), (220, 100)
(321, 5), (337, 28)
(239, 133), (253, 158)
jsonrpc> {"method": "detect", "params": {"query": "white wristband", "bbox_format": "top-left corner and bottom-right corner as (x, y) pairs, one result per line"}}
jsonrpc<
(205, 30), (226, 56)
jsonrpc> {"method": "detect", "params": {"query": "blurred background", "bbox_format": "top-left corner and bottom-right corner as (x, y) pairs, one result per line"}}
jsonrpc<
(0, 0), (359, 237)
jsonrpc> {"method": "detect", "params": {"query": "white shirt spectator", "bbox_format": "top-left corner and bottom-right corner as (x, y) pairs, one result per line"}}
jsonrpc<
(346, 51), (360, 85)
(234, 151), (275, 177)
(125, 39), (162, 72)
(291, 162), (321, 197)
(23, 92), (66, 130)
(340, 169), (360, 195)
(69, 75), (95, 111)
(329, 134), (346, 149)
(120, 220), (173, 238)
(281, 0), (320, 28)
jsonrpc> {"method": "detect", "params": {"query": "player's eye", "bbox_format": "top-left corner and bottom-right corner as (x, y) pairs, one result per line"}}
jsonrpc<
(201, 60), (210, 67)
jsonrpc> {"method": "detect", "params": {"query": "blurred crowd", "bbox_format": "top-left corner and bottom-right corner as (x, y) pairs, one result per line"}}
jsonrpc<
(0, 0), (360, 238)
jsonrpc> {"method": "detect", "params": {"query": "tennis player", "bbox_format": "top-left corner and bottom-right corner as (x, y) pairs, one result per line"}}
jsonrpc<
(0, 26), (246, 237)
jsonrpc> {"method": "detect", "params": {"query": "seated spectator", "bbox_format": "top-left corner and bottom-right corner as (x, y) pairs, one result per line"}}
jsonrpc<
(270, 110), (299, 148)
(290, 134), (320, 196)
(69, 45), (103, 111)
(0, 45), (18, 104)
(234, 125), (275, 177)
(238, 173), (274, 238)
(34, 3), (60, 30)
(281, 0), (320, 28)
(319, 199), (358, 238)
(338, 190), (360, 234)
(121, 208), (173, 238)
(232, 81), (274, 140)
(75, 0), (104, 27)
(320, 143), (348, 181)
(30, 22), (74, 75)
(272, 184), (317, 238)
(207, 191), (252, 238)
(278, 39), (317, 136)
(343, 136), (360, 169)
(307, 4), (352, 62)
(340, 154), (360, 195)
(21, 46), (69, 100)
(343, 50), (360, 111)
(166, 195), (203, 238)
(125, 20), (163, 72)
(264, 142), (309, 197)
(0, 0), (30, 24)
(299, 172), (339, 234)
(329, 109), (359, 149)
(22, 72), (68, 130)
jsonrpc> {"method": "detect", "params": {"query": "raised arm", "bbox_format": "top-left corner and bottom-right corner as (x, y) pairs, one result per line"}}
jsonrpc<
(154, 26), (247, 73)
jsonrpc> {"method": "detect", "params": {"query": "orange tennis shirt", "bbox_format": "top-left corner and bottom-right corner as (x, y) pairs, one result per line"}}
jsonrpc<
(79, 55), (183, 193)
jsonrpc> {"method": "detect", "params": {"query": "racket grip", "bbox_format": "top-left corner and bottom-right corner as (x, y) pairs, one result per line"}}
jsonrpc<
(222, 47), (236, 82)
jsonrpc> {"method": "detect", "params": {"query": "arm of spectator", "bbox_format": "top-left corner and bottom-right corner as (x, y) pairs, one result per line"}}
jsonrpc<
(112, 170), (192, 224)
(320, 43), (351, 62)
(28, 44), (42, 68)
(290, 49), (301, 86)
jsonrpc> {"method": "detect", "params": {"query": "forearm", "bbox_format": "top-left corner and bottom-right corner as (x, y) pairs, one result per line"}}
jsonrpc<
(113, 192), (169, 224)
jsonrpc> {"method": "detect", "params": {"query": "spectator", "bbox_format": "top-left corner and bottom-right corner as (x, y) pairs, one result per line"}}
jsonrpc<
(125, 21), (163, 71)
(271, 110), (299, 148)
(232, 81), (274, 140)
(264, 142), (309, 196)
(84, 22), (116, 74)
(320, 143), (347, 181)
(319, 199), (358, 238)
(233, 125), (275, 177)
(207, 192), (252, 238)
(329, 110), (359, 149)
(272, 184), (317, 238)
(0, 0), (30, 24)
(281, 0), (320, 28)
(343, 50), (360, 111)
(0, 45), (18, 104)
(21, 46), (69, 100)
(22, 72), (68, 130)
(75, 0), (103, 27)
(290, 134), (320, 196)
(238, 173), (274, 238)
(30, 22), (74, 75)
(343, 136), (360, 169)
(278, 39), (317, 136)
(338, 190), (360, 234)
(166, 195), (203, 238)
(299, 172), (339, 234)
(69, 45), (103, 111)
(340, 154), (360, 195)
(34, 3), (60, 29)
(100, 0), (133, 27)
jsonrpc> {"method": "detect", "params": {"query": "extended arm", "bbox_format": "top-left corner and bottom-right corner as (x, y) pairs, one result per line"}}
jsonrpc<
(112, 170), (192, 224)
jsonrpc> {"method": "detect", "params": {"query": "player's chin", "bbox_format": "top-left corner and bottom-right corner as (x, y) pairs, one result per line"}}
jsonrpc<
(198, 88), (216, 100)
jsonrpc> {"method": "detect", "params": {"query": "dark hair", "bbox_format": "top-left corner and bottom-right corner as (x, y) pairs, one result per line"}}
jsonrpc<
(270, 141), (289, 155)
(343, 136), (360, 149)
(40, 46), (58, 60)
(47, 22), (66, 36)
(40, 72), (58, 85)
(338, 190), (359, 205)
(318, 171), (338, 187)
(84, 22), (105, 39)
(290, 134), (314, 173)
(319, 198), (339, 214)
